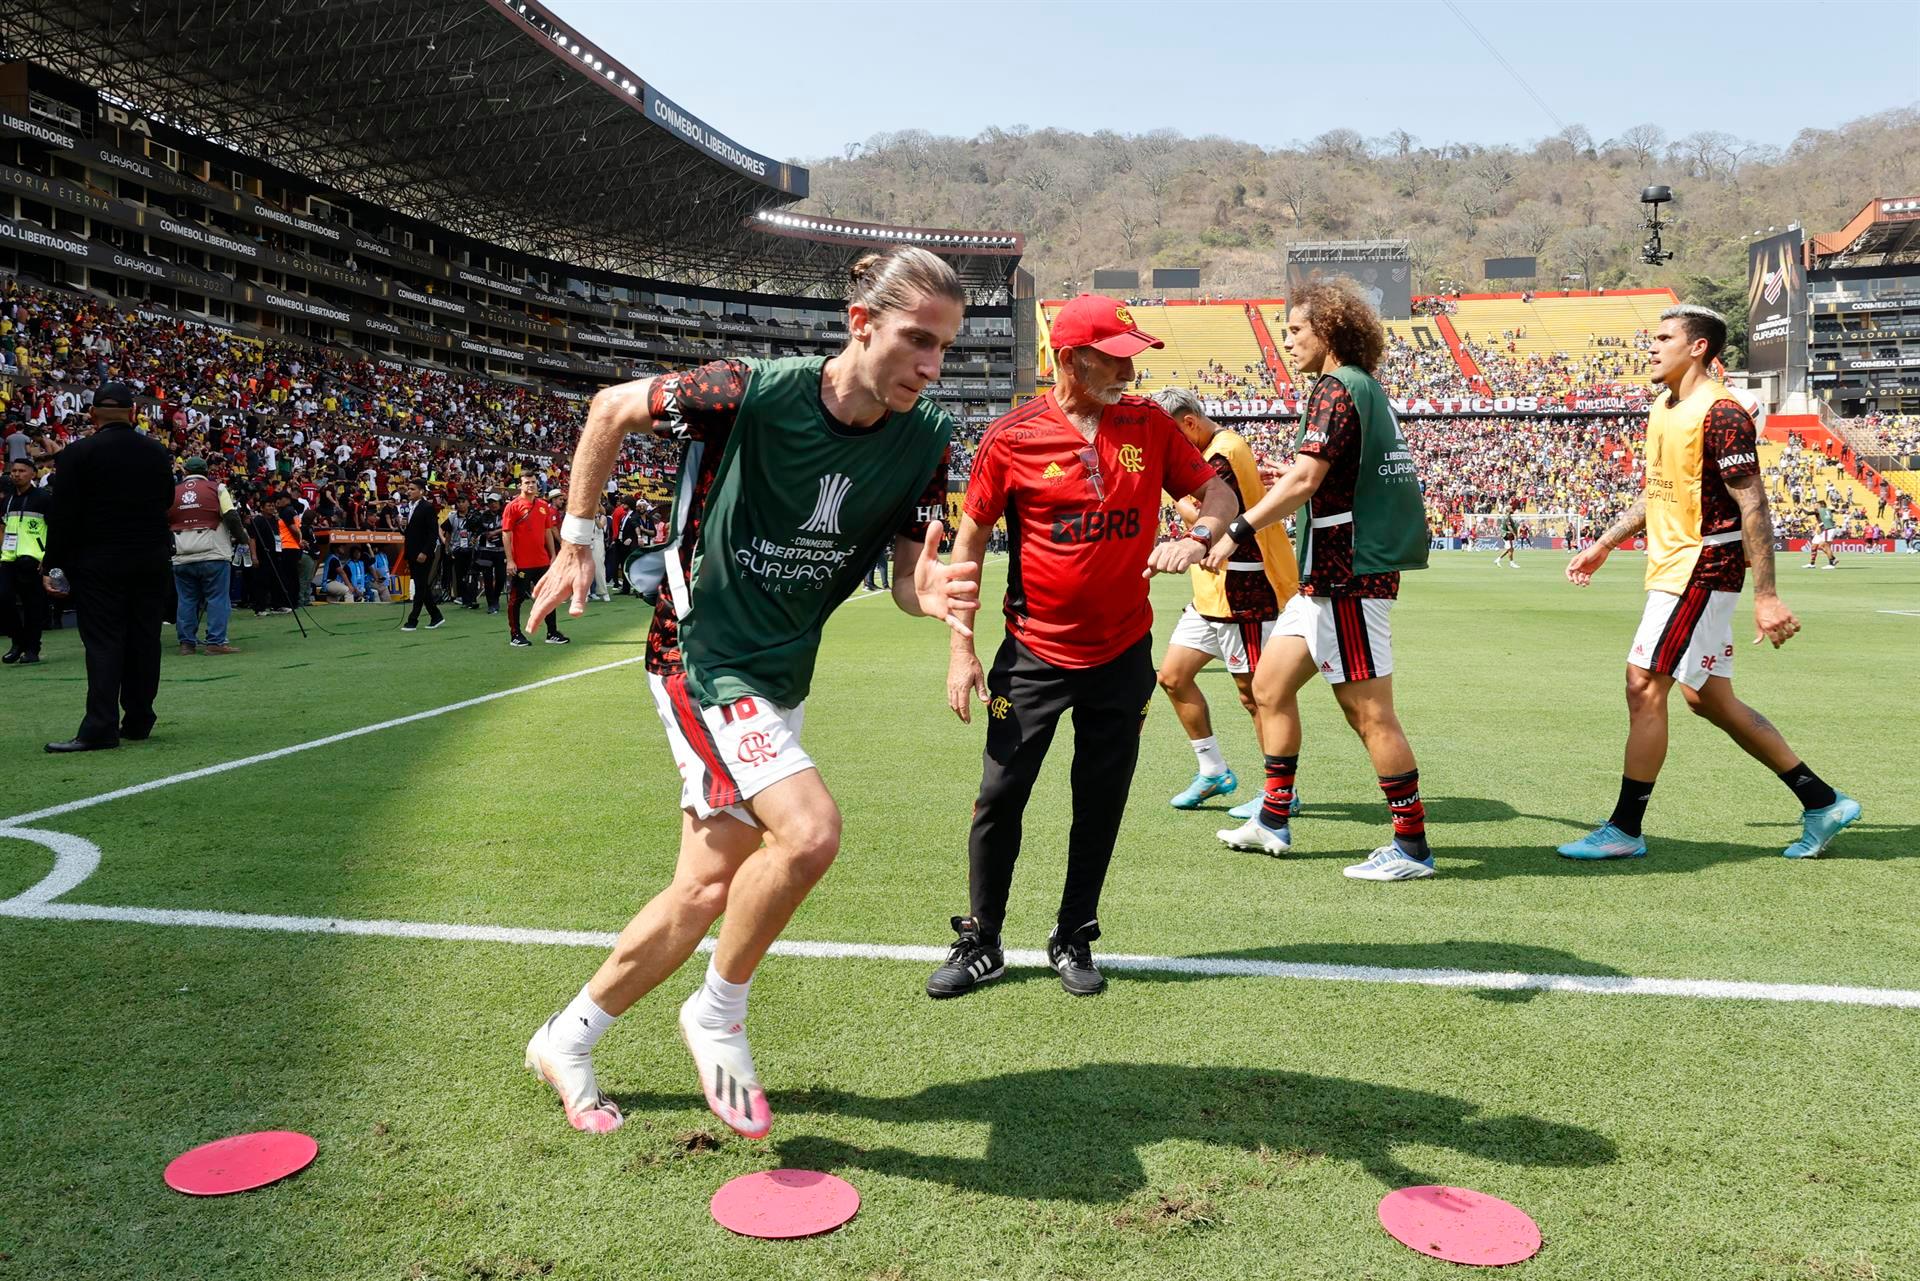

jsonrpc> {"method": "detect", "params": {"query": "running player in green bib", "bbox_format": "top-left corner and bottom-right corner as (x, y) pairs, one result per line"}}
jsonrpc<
(520, 247), (979, 1139)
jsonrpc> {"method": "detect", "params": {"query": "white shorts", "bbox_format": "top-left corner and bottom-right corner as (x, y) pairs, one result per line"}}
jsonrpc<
(1627, 587), (1737, 690)
(1273, 593), (1394, 684)
(646, 671), (814, 825)
(1167, 603), (1276, 675)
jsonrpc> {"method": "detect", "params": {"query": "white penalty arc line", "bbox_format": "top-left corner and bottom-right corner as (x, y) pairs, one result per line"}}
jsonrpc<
(0, 872), (1916, 1009)
(0, 654), (650, 830)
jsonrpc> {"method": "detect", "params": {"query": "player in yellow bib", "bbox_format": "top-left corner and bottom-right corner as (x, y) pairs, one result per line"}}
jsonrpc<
(1559, 305), (1859, 861)
(1148, 388), (1302, 820)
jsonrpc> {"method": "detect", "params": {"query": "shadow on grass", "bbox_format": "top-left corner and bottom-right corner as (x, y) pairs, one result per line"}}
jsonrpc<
(1434, 825), (1918, 879)
(651, 1064), (1619, 1200)
(1188, 794), (1914, 876)
(1117, 940), (1628, 1002)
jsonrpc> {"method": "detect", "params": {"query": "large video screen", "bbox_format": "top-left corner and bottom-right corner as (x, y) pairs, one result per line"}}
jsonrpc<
(1285, 254), (1412, 319)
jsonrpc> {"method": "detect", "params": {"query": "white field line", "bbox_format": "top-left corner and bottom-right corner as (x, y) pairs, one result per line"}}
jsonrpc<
(0, 655), (650, 829)
(3, 561), (1917, 1011)
(0, 884), (1916, 1009)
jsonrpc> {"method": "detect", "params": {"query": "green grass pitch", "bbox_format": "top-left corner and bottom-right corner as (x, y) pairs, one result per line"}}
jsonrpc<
(2, 554), (1917, 1280)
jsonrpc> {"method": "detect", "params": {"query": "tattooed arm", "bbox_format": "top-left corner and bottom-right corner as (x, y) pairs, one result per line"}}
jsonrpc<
(1727, 473), (1800, 647)
(1566, 494), (1646, 586)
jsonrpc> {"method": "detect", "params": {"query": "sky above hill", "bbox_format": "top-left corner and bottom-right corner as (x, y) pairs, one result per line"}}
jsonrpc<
(565, 0), (1917, 164)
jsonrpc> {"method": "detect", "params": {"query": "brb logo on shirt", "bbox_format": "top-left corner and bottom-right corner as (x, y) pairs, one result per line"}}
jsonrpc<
(1051, 509), (1141, 545)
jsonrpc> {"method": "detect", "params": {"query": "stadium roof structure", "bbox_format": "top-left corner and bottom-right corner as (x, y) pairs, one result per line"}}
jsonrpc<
(0, 0), (1023, 296)
(1809, 197), (1920, 269)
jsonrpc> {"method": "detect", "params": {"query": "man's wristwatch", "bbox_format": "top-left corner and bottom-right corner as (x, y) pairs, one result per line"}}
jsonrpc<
(1188, 522), (1216, 547)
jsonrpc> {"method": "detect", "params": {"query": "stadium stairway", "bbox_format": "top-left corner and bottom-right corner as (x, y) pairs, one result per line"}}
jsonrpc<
(1434, 314), (1491, 395)
(1757, 441), (1891, 535)
(1246, 303), (1292, 390)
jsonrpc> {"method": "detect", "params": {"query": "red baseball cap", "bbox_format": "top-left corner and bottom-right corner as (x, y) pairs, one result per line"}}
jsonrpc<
(1050, 294), (1164, 358)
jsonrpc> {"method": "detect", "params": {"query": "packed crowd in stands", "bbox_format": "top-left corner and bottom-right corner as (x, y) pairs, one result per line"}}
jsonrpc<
(1375, 331), (1477, 401)
(0, 279), (694, 613)
(1229, 415), (1645, 539)
(1457, 327), (1652, 399)
(6, 278), (1913, 616)
(0, 280), (681, 513)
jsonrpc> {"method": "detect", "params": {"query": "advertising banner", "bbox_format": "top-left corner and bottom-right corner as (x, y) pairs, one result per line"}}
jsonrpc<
(641, 86), (804, 196)
(1201, 392), (1651, 419)
(1747, 228), (1806, 388)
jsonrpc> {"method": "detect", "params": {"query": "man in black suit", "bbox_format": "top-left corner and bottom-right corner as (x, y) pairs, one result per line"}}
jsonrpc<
(40, 383), (175, 752)
(399, 479), (446, 632)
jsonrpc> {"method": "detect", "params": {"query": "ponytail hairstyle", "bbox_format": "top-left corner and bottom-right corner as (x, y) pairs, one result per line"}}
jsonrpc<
(847, 245), (965, 321)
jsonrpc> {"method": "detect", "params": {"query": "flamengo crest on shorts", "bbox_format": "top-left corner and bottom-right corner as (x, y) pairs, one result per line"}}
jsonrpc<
(647, 671), (814, 825)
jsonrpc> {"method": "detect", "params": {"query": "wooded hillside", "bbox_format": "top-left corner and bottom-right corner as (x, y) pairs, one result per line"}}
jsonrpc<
(798, 109), (1919, 354)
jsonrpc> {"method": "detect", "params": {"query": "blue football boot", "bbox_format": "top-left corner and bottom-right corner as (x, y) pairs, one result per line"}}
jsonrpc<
(1227, 788), (1303, 821)
(1171, 768), (1237, 810)
(1556, 822), (1648, 860)
(1782, 794), (1861, 859)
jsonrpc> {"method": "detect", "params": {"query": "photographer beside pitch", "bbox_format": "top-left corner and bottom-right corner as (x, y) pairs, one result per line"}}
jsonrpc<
(1557, 304), (1858, 861)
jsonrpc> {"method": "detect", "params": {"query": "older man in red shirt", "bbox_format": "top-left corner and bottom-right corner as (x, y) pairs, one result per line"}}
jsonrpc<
(928, 295), (1236, 998)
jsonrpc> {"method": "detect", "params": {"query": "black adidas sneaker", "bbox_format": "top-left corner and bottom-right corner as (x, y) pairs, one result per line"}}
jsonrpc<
(925, 915), (1005, 999)
(1047, 920), (1106, 996)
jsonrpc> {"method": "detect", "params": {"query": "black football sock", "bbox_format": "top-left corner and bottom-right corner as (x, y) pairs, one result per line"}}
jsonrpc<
(1609, 775), (1655, 838)
(1259, 755), (1298, 829)
(1778, 762), (1838, 811)
(1378, 770), (1430, 860)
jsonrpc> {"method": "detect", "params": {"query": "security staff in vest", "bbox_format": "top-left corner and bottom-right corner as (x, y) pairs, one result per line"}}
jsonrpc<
(447, 495), (478, 608)
(472, 495), (505, 614)
(169, 456), (246, 656)
(400, 479), (447, 631)
(270, 491), (306, 611)
(39, 382), (176, 752)
(3, 456), (52, 664)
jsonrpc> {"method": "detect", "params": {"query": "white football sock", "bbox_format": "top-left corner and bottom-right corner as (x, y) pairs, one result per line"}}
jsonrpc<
(551, 984), (616, 1056)
(1191, 735), (1227, 776)
(693, 960), (752, 1030)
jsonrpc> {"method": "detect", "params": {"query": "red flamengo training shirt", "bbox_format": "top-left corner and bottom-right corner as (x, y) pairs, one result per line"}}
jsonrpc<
(502, 496), (557, 568)
(965, 392), (1216, 669)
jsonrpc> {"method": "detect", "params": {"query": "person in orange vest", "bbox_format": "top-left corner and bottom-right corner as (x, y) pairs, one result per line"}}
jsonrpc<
(269, 491), (306, 614)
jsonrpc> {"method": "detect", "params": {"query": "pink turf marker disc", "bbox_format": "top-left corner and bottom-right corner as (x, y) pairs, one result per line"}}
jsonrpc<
(164, 1130), (318, 1196)
(1378, 1185), (1541, 1266)
(709, 1169), (859, 1239)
